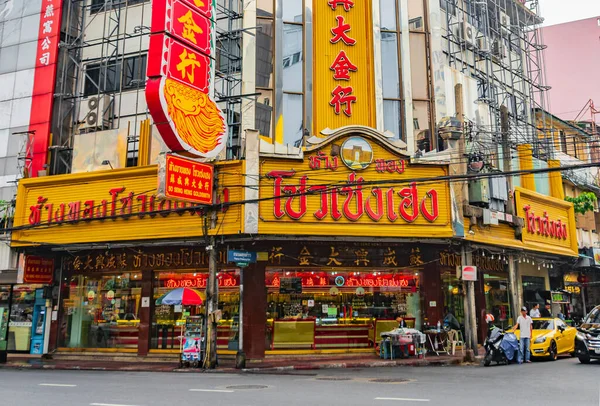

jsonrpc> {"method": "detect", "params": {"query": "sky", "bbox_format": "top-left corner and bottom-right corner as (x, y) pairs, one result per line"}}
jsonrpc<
(539, 0), (600, 26)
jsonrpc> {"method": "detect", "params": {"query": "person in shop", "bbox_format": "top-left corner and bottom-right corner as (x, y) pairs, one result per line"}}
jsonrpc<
(443, 307), (461, 331)
(529, 303), (541, 318)
(540, 301), (552, 318)
(396, 313), (408, 328)
(394, 313), (410, 358)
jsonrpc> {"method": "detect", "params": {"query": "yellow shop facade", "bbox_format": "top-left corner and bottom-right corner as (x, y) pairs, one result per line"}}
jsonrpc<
(11, 163), (246, 356)
(11, 129), (464, 359)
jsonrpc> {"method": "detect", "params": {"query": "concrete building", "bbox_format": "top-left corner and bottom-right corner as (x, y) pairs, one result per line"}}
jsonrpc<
(542, 17), (600, 122)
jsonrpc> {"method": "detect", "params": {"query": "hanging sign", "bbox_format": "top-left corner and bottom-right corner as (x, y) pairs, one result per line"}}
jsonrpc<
(23, 256), (54, 284)
(158, 154), (214, 204)
(146, 0), (226, 159)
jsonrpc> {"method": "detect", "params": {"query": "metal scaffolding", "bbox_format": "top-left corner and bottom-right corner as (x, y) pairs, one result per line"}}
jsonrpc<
(441, 0), (550, 163)
(51, 0), (245, 174)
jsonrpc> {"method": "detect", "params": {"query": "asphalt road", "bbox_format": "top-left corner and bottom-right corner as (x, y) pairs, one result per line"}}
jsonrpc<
(1, 357), (599, 406)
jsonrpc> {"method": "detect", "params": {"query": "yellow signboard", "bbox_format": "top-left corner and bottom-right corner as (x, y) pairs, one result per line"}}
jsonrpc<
(12, 163), (244, 247)
(514, 187), (578, 257)
(313, 0), (375, 134)
(258, 134), (452, 237)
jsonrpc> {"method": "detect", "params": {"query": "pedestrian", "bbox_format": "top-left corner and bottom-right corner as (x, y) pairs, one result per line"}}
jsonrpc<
(443, 307), (461, 331)
(513, 306), (533, 364)
(529, 303), (541, 318)
(540, 300), (552, 318)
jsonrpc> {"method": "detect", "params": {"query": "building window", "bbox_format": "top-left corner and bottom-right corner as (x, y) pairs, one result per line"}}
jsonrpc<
(83, 54), (147, 97)
(379, 0), (403, 141)
(282, 1), (304, 147)
(559, 130), (567, 154)
(256, 0), (275, 140)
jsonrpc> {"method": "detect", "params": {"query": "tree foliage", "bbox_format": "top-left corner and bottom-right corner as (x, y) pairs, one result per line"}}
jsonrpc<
(565, 192), (598, 215)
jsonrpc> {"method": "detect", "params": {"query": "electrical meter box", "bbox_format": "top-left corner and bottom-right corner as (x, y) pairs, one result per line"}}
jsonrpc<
(468, 178), (490, 205)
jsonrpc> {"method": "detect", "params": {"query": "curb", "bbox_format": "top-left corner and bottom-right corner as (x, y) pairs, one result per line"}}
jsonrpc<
(241, 358), (462, 373)
(0, 358), (464, 373)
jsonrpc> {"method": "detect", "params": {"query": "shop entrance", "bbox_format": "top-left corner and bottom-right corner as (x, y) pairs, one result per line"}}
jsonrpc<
(483, 271), (513, 330)
(59, 273), (142, 350)
(265, 268), (421, 351)
(0, 284), (43, 352)
(151, 270), (240, 352)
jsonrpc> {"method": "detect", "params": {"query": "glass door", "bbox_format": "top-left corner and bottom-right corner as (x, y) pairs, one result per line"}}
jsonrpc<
(0, 286), (9, 351)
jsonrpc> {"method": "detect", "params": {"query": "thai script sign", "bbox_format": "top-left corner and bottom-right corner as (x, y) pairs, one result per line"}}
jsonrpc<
(513, 187), (578, 257)
(24, 256), (54, 284)
(159, 154), (214, 204)
(259, 136), (452, 238)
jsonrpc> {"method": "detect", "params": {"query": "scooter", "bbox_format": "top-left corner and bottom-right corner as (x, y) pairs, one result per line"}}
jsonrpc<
(483, 326), (518, 366)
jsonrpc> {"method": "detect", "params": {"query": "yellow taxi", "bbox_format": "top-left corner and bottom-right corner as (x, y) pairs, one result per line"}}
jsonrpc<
(510, 318), (576, 360)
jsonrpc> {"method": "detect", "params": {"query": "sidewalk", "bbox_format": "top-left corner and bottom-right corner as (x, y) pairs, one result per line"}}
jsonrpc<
(0, 353), (464, 373)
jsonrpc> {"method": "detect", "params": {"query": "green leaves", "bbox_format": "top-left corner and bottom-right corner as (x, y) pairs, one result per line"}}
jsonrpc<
(565, 192), (598, 215)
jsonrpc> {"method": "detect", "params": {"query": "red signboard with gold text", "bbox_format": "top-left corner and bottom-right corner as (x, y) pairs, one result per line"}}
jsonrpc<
(24, 256), (54, 284)
(146, 0), (226, 159)
(159, 154), (214, 204)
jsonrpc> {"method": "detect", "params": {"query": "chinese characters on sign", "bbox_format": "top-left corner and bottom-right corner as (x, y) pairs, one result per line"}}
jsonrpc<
(146, 0), (226, 159)
(159, 154), (214, 204)
(66, 248), (231, 273)
(30, 0), (64, 178)
(24, 256), (54, 284)
(328, 1), (357, 116)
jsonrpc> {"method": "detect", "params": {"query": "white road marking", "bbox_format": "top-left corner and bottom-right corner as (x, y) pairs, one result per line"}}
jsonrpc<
(189, 389), (235, 393)
(39, 383), (77, 387)
(90, 403), (140, 406)
(375, 397), (430, 402)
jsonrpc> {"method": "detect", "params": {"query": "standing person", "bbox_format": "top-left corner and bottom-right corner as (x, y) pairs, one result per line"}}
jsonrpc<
(530, 303), (541, 318)
(540, 301), (552, 318)
(513, 307), (533, 364)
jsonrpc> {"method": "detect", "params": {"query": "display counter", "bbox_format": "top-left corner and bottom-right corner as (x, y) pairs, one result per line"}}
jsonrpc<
(266, 317), (416, 350)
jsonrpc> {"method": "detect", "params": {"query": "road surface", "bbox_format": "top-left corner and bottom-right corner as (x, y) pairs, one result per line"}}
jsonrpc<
(0, 357), (598, 406)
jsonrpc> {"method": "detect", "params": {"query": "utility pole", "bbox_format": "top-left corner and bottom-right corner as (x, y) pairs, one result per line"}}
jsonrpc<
(501, 106), (520, 321)
(501, 106), (513, 215)
(205, 172), (219, 369)
(445, 84), (478, 358)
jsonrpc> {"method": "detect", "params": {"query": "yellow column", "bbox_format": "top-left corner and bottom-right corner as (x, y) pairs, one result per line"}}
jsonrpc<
(547, 159), (565, 200)
(137, 119), (151, 167)
(517, 144), (536, 192)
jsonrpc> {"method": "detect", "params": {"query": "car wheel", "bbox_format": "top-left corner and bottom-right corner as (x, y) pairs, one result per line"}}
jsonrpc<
(548, 341), (558, 361)
(578, 355), (591, 364)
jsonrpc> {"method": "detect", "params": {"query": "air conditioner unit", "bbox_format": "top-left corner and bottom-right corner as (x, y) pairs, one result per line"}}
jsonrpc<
(477, 37), (490, 52)
(500, 11), (511, 33)
(462, 22), (477, 47)
(492, 40), (507, 58)
(78, 95), (113, 130)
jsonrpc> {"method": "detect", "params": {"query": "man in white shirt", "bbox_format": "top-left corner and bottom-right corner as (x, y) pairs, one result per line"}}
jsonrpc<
(513, 307), (533, 364)
(530, 303), (541, 318)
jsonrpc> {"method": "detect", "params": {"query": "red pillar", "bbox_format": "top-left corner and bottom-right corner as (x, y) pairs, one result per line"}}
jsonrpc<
(137, 269), (152, 356)
(242, 262), (266, 360)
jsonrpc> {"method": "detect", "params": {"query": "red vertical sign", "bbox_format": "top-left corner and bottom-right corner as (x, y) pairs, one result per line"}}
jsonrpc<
(29, 0), (63, 178)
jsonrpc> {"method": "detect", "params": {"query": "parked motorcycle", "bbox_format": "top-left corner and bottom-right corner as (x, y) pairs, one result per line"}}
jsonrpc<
(483, 327), (518, 366)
